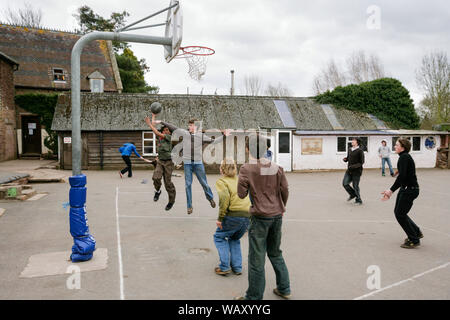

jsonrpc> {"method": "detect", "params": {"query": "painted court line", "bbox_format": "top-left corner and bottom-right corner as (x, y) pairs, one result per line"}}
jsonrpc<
(115, 186), (125, 300)
(353, 261), (450, 300)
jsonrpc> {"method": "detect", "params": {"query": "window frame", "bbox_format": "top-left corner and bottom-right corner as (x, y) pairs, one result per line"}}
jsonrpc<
(336, 136), (368, 153)
(52, 68), (66, 82)
(392, 136), (421, 152)
(142, 131), (157, 156)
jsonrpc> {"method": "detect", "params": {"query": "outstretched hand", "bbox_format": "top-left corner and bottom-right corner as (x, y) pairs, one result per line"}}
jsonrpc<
(381, 190), (392, 201)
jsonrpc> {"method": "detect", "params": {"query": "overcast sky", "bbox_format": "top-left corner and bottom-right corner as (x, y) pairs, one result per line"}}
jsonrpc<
(1, 0), (449, 106)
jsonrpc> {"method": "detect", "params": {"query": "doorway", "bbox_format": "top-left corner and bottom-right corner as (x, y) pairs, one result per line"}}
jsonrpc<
(21, 115), (41, 155)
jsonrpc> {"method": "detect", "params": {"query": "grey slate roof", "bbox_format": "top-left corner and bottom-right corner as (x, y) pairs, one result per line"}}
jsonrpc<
(51, 93), (390, 132)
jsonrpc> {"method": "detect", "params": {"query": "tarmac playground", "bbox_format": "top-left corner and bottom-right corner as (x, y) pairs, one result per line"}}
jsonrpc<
(0, 167), (449, 300)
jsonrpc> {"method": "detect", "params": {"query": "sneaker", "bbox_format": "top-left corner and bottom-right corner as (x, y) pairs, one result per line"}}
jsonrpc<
(209, 199), (216, 208)
(382, 173), (385, 176)
(153, 190), (161, 202)
(119, 171), (123, 179)
(390, 173), (395, 177)
(404, 232), (424, 243)
(165, 202), (174, 211)
(215, 267), (231, 276)
(400, 239), (420, 249)
(273, 288), (291, 300)
(187, 207), (193, 215)
(347, 195), (356, 202)
(355, 200), (363, 205)
(232, 269), (242, 275)
(233, 296), (247, 300)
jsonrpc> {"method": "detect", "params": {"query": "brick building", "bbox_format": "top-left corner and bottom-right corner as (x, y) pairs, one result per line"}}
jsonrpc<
(0, 24), (122, 158)
(0, 51), (19, 161)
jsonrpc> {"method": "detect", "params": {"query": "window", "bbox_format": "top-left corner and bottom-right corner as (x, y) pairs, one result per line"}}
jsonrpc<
(392, 137), (399, 151)
(142, 132), (156, 155)
(337, 137), (347, 152)
(412, 136), (421, 151)
(90, 79), (104, 93)
(53, 68), (65, 81)
(336, 136), (368, 153)
(278, 132), (290, 153)
(392, 136), (421, 152)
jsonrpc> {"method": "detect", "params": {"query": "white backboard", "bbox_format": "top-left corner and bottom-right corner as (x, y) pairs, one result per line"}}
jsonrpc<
(164, 0), (183, 62)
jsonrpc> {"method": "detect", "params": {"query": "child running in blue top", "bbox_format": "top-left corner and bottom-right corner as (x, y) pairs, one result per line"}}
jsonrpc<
(118, 142), (149, 178)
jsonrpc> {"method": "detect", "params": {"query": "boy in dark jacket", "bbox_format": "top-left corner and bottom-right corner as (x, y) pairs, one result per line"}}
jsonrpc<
(381, 138), (422, 248)
(342, 137), (365, 205)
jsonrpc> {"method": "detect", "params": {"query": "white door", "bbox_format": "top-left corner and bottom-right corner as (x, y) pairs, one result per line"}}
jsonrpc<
(275, 130), (292, 171)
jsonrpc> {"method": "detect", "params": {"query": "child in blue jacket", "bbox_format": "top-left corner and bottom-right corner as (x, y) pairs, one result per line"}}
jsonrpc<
(119, 143), (149, 178)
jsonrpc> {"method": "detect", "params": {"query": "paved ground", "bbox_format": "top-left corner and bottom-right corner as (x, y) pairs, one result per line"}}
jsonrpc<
(0, 162), (449, 300)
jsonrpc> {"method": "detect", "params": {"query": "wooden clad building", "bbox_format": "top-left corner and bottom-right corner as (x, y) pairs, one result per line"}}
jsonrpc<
(50, 92), (450, 172)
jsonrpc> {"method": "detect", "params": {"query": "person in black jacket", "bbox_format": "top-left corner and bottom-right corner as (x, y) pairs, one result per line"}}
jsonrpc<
(381, 138), (422, 249)
(342, 137), (365, 205)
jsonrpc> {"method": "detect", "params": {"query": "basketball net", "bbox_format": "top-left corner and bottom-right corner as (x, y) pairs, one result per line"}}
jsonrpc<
(176, 46), (215, 81)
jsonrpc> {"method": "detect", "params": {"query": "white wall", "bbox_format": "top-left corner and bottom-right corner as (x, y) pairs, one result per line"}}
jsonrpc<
(292, 135), (440, 170)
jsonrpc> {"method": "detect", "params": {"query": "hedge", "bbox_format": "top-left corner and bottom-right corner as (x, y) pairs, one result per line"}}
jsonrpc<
(315, 78), (420, 129)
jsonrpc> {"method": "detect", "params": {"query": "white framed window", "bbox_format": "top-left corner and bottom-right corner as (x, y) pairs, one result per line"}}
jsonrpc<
(337, 136), (368, 153)
(90, 79), (104, 93)
(142, 131), (156, 156)
(52, 68), (66, 82)
(391, 136), (421, 152)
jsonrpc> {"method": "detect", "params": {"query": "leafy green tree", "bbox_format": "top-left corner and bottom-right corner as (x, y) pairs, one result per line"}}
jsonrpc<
(116, 48), (159, 93)
(315, 78), (420, 129)
(73, 5), (159, 93)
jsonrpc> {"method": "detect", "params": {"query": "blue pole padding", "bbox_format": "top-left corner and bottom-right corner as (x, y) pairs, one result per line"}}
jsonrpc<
(69, 174), (96, 262)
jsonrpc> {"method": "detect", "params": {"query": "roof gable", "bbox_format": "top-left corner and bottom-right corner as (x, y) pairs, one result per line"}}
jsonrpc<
(0, 24), (118, 91)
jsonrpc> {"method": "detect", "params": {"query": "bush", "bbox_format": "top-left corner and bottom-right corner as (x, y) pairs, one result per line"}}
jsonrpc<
(15, 93), (59, 155)
(315, 78), (420, 129)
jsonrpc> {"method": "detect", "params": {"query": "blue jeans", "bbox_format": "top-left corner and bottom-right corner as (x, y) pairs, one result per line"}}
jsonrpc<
(213, 216), (249, 272)
(381, 157), (394, 175)
(184, 162), (214, 209)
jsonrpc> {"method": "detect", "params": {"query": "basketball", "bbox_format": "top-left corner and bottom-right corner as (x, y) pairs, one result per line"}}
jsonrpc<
(150, 102), (162, 114)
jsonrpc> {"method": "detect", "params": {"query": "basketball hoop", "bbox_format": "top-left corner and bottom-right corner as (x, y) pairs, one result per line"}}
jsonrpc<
(176, 46), (215, 81)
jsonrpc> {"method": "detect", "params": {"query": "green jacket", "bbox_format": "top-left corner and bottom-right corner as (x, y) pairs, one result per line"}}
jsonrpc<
(215, 176), (251, 222)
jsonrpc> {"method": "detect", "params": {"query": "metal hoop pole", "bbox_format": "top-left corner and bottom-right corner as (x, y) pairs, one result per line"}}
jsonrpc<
(117, 1), (179, 32)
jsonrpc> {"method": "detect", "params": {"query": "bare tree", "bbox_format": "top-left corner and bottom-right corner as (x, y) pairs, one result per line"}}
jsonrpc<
(265, 82), (292, 97)
(313, 59), (347, 94)
(416, 51), (450, 124)
(347, 51), (385, 83)
(3, 3), (42, 28)
(243, 75), (263, 96)
(313, 51), (386, 94)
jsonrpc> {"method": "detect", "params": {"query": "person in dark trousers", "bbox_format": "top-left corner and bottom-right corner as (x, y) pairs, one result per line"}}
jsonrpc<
(342, 137), (365, 205)
(235, 134), (291, 300)
(153, 117), (230, 215)
(381, 138), (423, 249)
(118, 142), (147, 178)
(145, 115), (176, 211)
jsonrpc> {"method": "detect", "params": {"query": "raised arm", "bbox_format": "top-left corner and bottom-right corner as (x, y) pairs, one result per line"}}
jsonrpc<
(145, 116), (165, 139)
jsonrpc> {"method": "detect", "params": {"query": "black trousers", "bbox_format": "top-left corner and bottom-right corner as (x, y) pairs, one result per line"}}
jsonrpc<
(120, 155), (132, 177)
(394, 188), (420, 243)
